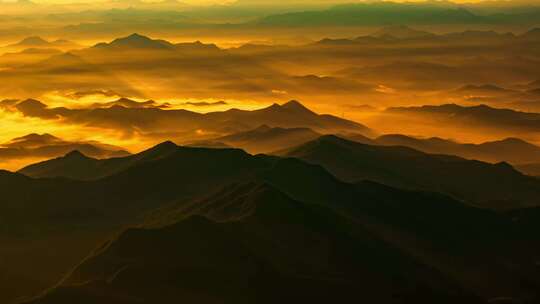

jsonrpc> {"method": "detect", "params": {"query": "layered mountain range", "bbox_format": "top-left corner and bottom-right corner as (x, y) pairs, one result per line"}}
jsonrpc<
(2, 140), (539, 304)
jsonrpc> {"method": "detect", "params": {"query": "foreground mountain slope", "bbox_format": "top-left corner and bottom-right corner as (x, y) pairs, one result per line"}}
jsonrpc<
(3, 145), (540, 303)
(1, 146), (275, 303)
(283, 135), (540, 209)
(24, 183), (481, 304)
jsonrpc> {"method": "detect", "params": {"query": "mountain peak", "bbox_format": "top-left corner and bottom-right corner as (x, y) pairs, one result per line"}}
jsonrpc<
(373, 25), (434, 39)
(144, 141), (178, 154)
(13, 133), (59, 142)
(281, 100), (313, 113)
(104, 33), (173, 50)
(18, 98), (47, 108)
(65, 150), (88, 159)
(17, 36), (49, 46)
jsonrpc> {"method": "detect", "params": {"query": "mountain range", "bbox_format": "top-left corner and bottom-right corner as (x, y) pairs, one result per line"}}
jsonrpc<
(4, 99), (371, 140)
(375, 134), (540, 166)
(187, 125), (540, 172)
(0, 133), (129, 170)
(386, 103), (540, 133)
(256, 4), (540, 27)
(282, 135), (540, 209)
(0, 142), (538, 303)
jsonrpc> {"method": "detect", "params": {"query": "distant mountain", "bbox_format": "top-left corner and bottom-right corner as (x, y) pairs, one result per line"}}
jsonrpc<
(0, 133), (129, 169)
(8, 99), (372, 138)
(4, 37), (80, 51)
(283, 135), (540, 209)
(210, 125), (321, 154)
(455, 84), (517, 95)
(387, 104), (540, 133)
(372, 25), (435, 39)
(90, 97), (166, 109)
(183, 100), (228, 107)
(91, 33), (221, 54)
(256, 3), (540, 27)
(204, 100), (373, 135)
(19, 141), (176, 180)
(25, 52), (99, 74)
(93, 33), (175, 50)
(376, 134), (540, 165)
(10, 36), (49, 47)
(256, 3), (483, 26)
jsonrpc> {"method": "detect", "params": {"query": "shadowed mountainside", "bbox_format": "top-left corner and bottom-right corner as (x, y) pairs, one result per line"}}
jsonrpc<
(1, 143), (539, 303)
(18, 141), (176, 180)
(376, 134), (540, 165)
(282, 135), (540, 209)
(23, 183), (483, 304)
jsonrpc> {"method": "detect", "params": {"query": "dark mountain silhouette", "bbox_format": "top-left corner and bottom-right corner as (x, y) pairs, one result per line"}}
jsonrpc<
(210, 125), (321, 154)
(19, 141), (177, 180)
(24, 183), (484, 304)
(0, 133), (129, 167)
(372, 25), (435, 39)
(283, 135), (540, 209)
(1, 145), (539, 303)
(91, 33), (221, 54)
(376, 134), (540, 165)
(93, 33), (175, 50)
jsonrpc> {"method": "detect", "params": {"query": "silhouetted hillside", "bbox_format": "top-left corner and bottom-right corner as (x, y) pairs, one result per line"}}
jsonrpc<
(1, 146), (539, 303)
(283, 135), (540, 209)
(376, 134), (540, 165)
(25, 183), (484, 304)
(19, 141), (176, 180)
